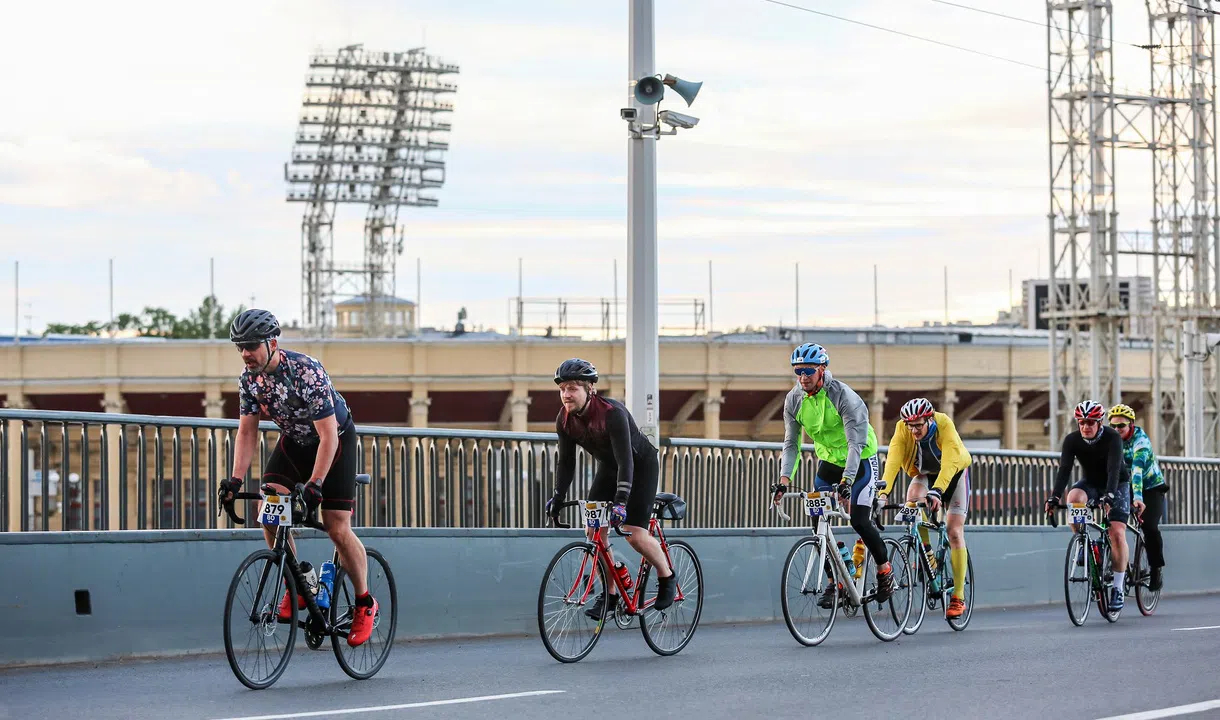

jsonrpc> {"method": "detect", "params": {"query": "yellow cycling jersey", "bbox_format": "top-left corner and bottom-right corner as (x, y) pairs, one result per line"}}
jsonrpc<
(881, 412), (972, 496)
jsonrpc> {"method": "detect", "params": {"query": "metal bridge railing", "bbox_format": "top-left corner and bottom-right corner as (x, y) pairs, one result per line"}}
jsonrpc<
(1, 409), (1217, 531)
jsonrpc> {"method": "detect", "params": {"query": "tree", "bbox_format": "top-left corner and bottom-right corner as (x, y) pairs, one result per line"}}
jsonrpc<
(41, 295), (247, 339)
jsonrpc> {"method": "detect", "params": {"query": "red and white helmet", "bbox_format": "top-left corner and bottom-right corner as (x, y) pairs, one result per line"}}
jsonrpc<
(900, 397), (935, 422)
(1074, 400), (1105, 422)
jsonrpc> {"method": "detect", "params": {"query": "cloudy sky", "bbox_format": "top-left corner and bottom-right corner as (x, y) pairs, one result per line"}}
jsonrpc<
(0, 0), (1168, 335)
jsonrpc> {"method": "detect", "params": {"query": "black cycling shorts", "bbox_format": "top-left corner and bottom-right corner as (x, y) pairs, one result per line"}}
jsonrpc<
(263, 419), (357, 512)
(586, 450), (660, 527)
(1071, 481), (1131, 525)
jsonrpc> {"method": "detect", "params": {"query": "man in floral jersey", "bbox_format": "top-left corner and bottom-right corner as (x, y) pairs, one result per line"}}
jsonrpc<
(216, 309), (378, 647)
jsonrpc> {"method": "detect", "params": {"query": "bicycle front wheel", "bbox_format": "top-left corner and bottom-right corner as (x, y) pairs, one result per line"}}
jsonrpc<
(780, 536), (837, 646)
(1099, 542), (1119, 623)
(330, 547), (398, 680)
(1065, 533), (1091, 626)
(640, 540), (704, 656)
(224, 549), (296, 690)
(863, 538), (912, 642)
(1131, 539), (1160, 616)
(900, 537), (928, 636)
(945, 547), (975, 631)
(538, 541), (606, 663)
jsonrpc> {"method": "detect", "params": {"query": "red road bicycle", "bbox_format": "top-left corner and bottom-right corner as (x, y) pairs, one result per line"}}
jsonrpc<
(537, 494), (704, 662)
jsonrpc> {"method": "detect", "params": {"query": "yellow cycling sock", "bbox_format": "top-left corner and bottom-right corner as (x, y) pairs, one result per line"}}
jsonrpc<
(951, 547), (968, 600)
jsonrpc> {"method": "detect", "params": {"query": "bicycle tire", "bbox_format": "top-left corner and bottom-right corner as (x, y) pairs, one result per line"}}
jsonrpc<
(901, 536), (929, 636)
(538, 541), (607, 663)
(945, 548), (974, 631)
(639, 540), (704, 656)
(1064, 533), (1091, 627)
(1098, 542), (1120, 622)
(224, 549), (296, 690)
(780, 536), (838, 646)
(863, 537), (912, 642)
(329, 547), (398, 680)
(1132, 539), (1160, 615)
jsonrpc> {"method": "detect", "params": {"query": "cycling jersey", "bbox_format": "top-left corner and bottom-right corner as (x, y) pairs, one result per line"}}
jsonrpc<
(1052, 426), (1127, 499)
(554, 394), (657, 523)
(1121, 426), (1165, 502)
(238, 349), (351, 445)
(881, 412), (972, 496)
(780, 371), (878, 482)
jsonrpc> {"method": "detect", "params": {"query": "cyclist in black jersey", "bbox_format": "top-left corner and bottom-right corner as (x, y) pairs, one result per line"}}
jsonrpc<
(546, 358), (676, 615)
(216, 309), (378, 647)
(1044, 400), (1131, 612)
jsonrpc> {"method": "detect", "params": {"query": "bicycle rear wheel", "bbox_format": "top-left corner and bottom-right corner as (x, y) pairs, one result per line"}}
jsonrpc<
(863, 538), (912, 642)
(224, 549), (296, 690)
(780, 536), (838, 646)
(538, 541), (607, 663)
(1064, 533), (1091, 626)
(945, 547), (974, 631)
(1130, 538), (1160, 616)
(330, 547), (398, 680)
(640, 540), (704, 656)
(900, 537), (928, 636)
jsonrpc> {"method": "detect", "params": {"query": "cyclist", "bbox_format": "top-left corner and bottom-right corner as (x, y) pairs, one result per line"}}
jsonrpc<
(878, 397), (972, 619)
(216, 309), (378, 647)
(1109, 403), (1167, 592)
(770, 343), (894, 605)
(545, 358), (676, 618)
(1044, 400), (1131, 611)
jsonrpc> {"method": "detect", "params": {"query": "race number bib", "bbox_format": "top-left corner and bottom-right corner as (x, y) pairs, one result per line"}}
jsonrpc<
(584, 501), (610, 529)
(1068, 503), (1089, 525)
(896, 504), (919, 524)
(804, 491), (831, 517)
(259, 495), (292, 527)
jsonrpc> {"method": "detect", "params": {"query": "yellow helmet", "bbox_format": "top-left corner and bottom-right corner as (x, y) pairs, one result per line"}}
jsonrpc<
(1109, 403), (1136, 422)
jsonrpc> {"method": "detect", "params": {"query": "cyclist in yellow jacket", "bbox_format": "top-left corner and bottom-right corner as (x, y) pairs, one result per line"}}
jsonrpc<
(879, 397), (973, 619)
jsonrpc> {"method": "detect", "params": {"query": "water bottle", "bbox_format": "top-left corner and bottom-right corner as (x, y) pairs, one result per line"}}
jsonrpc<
(837, 541), (854, 577)
(614, 561), (634, 591)
(317, 561), (336, 610)
(851, 539), (866, 579)
(299, 561), (319, 599)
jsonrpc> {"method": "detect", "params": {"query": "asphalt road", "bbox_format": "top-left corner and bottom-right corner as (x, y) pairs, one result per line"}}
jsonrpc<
(2, 595), (1219, 720)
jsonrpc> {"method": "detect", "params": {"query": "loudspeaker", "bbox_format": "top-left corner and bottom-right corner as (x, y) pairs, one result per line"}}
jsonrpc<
(634, 75), (665, 105)
(663, 74), (702, 106)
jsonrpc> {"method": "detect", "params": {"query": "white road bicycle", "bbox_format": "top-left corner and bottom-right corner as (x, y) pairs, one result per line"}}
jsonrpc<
(772, 489), (913, 646)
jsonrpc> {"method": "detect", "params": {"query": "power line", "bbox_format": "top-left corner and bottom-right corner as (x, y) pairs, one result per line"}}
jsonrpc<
(760, 0), (1046, 71)
(927, 0), (1161, 51)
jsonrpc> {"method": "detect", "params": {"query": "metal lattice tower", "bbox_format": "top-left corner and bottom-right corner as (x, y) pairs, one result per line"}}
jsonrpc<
(287, 44), (458, 337)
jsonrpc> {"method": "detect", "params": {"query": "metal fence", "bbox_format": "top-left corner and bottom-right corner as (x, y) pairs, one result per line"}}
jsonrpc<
(2, 409), (1217, 532)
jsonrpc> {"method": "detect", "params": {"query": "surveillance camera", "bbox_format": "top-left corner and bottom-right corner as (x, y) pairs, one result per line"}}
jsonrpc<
(620, 107), (637, 121)
(659, 110), (699, 129)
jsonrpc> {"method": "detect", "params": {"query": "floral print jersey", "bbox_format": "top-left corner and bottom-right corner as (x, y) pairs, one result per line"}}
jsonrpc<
(238, 349), (351, 445)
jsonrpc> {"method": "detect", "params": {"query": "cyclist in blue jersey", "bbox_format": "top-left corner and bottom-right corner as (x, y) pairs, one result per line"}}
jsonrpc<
(216, 309), (378, 647)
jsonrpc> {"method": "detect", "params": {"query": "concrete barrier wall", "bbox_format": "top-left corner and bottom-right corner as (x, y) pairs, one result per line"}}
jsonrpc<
(2, 525), (1219, 667)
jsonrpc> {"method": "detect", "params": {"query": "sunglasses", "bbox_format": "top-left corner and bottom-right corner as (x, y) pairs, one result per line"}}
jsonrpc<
(794, 366), (824, 377)
(235, 341), (264, 352)
(1109, 421), (1131, 430)
(905, 420), (929, 430)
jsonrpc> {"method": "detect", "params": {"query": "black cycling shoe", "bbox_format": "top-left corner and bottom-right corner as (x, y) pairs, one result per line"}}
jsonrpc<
(584, 591), (618, 620)
(874, 566), (894, 603)
(1150, 567), (1163, 592)
(817, 585), (838, 610)
(653, 574), (677, 611)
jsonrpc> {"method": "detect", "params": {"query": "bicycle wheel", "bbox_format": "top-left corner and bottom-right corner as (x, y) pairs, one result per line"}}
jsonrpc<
(640, 540), (704, 656)
(1098, 543), (1120, 623)
(1132, 540), (1160, 615)
(945, 547), (975, 631)
(538, 541), (607, 663)
(780, 536), (838, 646)
(329, 547), (398, 680)
(224, 549), (296, 690)
(863, 538), (912, 642)
(1064, 533), (1091, 626)
(900, 537), (928, 636)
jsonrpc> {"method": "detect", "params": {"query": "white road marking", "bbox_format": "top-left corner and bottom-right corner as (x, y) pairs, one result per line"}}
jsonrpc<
(1170, 625), (1220, 632)
(207, 690), (566, 720)
(1094, 699), (1220, 720)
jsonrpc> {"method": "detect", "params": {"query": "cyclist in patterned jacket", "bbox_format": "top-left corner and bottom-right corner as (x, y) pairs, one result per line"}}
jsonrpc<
(1109, 403), (1168, 592)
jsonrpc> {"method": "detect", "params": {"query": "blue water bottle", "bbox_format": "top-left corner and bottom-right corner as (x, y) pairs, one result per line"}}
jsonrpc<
(317, 561), (336, 610)
(837, 541), (854, 577)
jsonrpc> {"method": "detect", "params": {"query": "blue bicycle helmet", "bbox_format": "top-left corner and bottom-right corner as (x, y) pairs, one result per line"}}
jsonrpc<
(790, 343), (829, 366)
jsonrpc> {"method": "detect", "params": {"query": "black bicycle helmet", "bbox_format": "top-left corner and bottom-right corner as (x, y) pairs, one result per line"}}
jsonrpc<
(229, 309), (281, 344)
(554, 358), (598, 384)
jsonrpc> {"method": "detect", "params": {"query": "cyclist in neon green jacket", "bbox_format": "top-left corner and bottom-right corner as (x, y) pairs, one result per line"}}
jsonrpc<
(770, 343), (894, 603)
